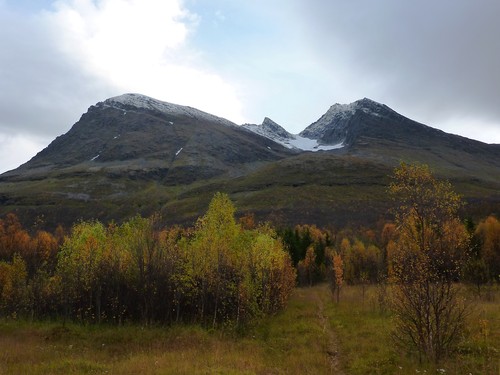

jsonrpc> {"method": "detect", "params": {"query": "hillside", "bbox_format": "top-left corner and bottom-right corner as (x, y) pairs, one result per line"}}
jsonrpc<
(0, 93), (499, 229)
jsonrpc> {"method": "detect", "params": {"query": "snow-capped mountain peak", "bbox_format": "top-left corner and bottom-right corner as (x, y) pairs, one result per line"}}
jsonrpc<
(354, 97), (392, 115)
(261, 117), (295, 140)
(242, 118), (293, 142)
(300, 97), (392, 145)
(99, 93), (236, 128)
(241, 99), (389, 152)
(99, 94), (391, 153)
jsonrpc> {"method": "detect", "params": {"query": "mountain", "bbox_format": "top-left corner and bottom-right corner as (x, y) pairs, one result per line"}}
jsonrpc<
(242, 117), (344, 152)
(294, 97), (499, 164)
(5, 93), (292, 181)
(242, 117), (310, 151)
(299, 98), (391, 143)
(1, 94), (499, 229)
(242, 117), (294, 142)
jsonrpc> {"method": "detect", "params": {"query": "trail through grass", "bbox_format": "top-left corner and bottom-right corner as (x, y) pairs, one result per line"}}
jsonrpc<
(0, 284), (498, 374)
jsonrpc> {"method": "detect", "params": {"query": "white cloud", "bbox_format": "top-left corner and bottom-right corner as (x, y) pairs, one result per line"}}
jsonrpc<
(0, 0), (247, 173)
(47, 0), (190, 77)
(438, 118), (500, 145)
(0, 134), (49, 173)
(43, 0), (246, 123)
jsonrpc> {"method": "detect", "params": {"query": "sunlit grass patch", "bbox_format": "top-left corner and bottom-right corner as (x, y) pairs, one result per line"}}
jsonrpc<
(328, 284), (500, 375)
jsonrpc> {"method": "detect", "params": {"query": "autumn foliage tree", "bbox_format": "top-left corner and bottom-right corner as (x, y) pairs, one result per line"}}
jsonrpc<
(297, 246), (316, 287)
(326, 249), (344, 303)
(474, 215), (500, 283)
(0, 193), (295, 326)
(57, 221), (108, 323)
(0, 254), (29, 317)
(388, 163), (470, 363)
(188, 193), (295, 325)
(280, 224), (332, 286)
(0, 214), (61, 319)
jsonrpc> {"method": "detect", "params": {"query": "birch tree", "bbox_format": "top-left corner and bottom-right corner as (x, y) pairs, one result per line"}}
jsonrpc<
(389, 163), (470, 363)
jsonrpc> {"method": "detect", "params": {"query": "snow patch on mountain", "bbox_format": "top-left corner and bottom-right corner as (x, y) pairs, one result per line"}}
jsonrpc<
(101, 93), (237, 128)
(97, 94), (392, 153)
(244, 97), (390, 151)
(242, 118), (343, 152)
(284, 136), (343, 151)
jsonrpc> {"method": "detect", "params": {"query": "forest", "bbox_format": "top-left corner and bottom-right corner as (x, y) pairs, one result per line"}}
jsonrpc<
(0, 164), (499, 371)
(0, 193), (295, 326)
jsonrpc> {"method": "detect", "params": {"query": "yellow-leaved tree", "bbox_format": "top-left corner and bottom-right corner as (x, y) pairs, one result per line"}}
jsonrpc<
(388, 163), (470, 363)
(331, 251), (344, 303)
(475, 215), (500, 282)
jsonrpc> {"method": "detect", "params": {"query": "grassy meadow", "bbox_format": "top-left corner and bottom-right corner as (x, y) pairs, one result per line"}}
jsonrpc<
(326, 284), (500, 375)
(0, 284), (498, 374)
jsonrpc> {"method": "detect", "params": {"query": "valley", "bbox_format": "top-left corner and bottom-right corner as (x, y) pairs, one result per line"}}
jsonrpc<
(0, 94), (498, 230)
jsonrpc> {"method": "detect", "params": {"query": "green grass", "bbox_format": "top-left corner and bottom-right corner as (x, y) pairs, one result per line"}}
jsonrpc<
(0, 284), (498, 374)
(327, 284), (500, 375)
(0, 288), (337, 374)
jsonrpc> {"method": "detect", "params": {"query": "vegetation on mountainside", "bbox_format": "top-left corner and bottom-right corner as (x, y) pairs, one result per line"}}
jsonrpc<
(2, 149), (499, 231)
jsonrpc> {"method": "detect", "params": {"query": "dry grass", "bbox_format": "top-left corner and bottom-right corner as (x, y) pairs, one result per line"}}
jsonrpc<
(0, 284), (498, 374)
(0, 288), (335, 375)
(327, 283), (500, 375)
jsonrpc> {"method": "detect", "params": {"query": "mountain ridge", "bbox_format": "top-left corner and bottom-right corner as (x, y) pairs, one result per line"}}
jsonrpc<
(0, 93), (498, 230)
(103, 93), (237, 128)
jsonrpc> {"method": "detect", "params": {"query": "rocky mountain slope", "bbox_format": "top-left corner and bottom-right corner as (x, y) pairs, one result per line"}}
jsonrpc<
(1, 94), (499, 229)
(5, 94), (292, 182)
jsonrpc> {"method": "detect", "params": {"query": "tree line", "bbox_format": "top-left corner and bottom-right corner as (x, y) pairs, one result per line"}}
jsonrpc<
(0, 193), (295, 326)
(280, 208), (499, 293)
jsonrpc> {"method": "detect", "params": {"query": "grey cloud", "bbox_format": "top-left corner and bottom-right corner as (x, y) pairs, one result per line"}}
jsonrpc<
(295, 1), (500, 133)
(0, 6), (116, 173)
(0, 8), (112, 139)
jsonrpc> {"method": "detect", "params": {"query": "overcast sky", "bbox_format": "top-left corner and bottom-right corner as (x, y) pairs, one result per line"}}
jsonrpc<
(1, 0), (500, 173)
